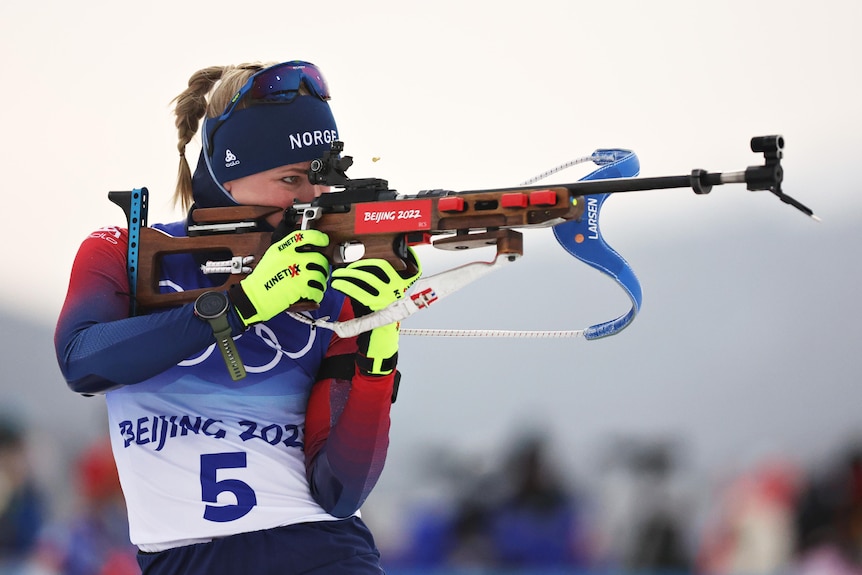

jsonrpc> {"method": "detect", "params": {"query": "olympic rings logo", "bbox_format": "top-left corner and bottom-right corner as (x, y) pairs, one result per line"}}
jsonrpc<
(160, 280), (317, 373)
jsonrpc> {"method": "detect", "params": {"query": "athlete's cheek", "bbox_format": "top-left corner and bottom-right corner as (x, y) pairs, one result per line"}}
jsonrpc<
(293, 184), (320, 204)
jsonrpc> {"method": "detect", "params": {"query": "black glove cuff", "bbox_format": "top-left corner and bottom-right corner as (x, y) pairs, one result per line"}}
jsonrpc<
(356, 352), (399, 376)
(318, 355), (401, 403)
(228, 284), (257, 321)
(349, 298), (373, 318)
(356, 330), (371, 355)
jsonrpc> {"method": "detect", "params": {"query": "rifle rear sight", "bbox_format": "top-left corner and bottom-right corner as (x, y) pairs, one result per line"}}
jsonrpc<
(750, 135), (783, 158)
(307, 140), (392, 201)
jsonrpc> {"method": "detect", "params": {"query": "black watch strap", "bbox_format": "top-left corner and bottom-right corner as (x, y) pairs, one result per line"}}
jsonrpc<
(195, 291), (246, 381)
(209, 313), (246, 381)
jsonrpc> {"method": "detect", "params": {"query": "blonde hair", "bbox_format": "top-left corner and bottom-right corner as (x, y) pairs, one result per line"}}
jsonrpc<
(170, 62), (275, 211)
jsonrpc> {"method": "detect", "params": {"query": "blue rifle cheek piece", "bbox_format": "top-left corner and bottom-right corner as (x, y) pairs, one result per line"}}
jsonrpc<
(552, 149), (642, 339)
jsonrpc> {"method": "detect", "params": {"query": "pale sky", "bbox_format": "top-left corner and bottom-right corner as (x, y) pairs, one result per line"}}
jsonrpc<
(1, 0), (859, 323)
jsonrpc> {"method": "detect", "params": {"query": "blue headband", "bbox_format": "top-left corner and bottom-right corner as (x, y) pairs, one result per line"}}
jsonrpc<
(195, 95), (338, 207)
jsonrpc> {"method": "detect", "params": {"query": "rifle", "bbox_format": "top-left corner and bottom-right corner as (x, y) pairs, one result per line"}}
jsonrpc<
(109, 135), (814, 338)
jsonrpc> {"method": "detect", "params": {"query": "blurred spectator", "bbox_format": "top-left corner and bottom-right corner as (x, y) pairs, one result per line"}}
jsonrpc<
(486, 433), (589, 568)
(392, 431), (589, 570)
(698, 457), (801, 575)
(0, 415), (45, 573)
(791, 442), (862, 575)
(596, 436), (693, 573)
(24, 438), (137, 575)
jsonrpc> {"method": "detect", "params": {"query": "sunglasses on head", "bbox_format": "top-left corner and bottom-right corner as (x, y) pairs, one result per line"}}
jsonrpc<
(205, 61), (331, 154)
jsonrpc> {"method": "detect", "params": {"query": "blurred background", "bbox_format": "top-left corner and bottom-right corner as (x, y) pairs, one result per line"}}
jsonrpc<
(1, 0), (860, 573)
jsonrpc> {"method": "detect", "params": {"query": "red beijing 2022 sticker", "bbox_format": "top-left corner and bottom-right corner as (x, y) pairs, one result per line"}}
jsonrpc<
(354, 199), (432, 233)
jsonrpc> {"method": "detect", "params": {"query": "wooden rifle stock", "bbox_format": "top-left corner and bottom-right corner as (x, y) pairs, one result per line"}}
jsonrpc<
(130, 185), (585, 311)
(135, 206), (278, 310)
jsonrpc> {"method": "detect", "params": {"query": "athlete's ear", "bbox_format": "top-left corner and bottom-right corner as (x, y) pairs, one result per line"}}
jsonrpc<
(223, 181), (233, 192)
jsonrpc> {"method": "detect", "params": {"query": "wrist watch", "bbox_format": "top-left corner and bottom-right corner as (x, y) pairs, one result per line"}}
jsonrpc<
(194, 291), (246, 381)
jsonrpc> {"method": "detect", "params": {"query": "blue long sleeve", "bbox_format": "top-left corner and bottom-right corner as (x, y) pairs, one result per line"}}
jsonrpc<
(54, 228), (237, 394)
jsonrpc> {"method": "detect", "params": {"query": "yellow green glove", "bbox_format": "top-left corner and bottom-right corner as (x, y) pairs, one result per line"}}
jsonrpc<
(330, 248), (422, 375)
(229, 229), (330, 326)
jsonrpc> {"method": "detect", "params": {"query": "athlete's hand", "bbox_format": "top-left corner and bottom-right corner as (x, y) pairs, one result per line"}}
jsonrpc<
(230, 229), (330, 326)
(330, 248), (422, 375)
(330, 248), (422, 314)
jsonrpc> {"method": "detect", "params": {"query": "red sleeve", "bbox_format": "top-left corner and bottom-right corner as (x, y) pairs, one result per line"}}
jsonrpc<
(303, 300), (397, 517)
